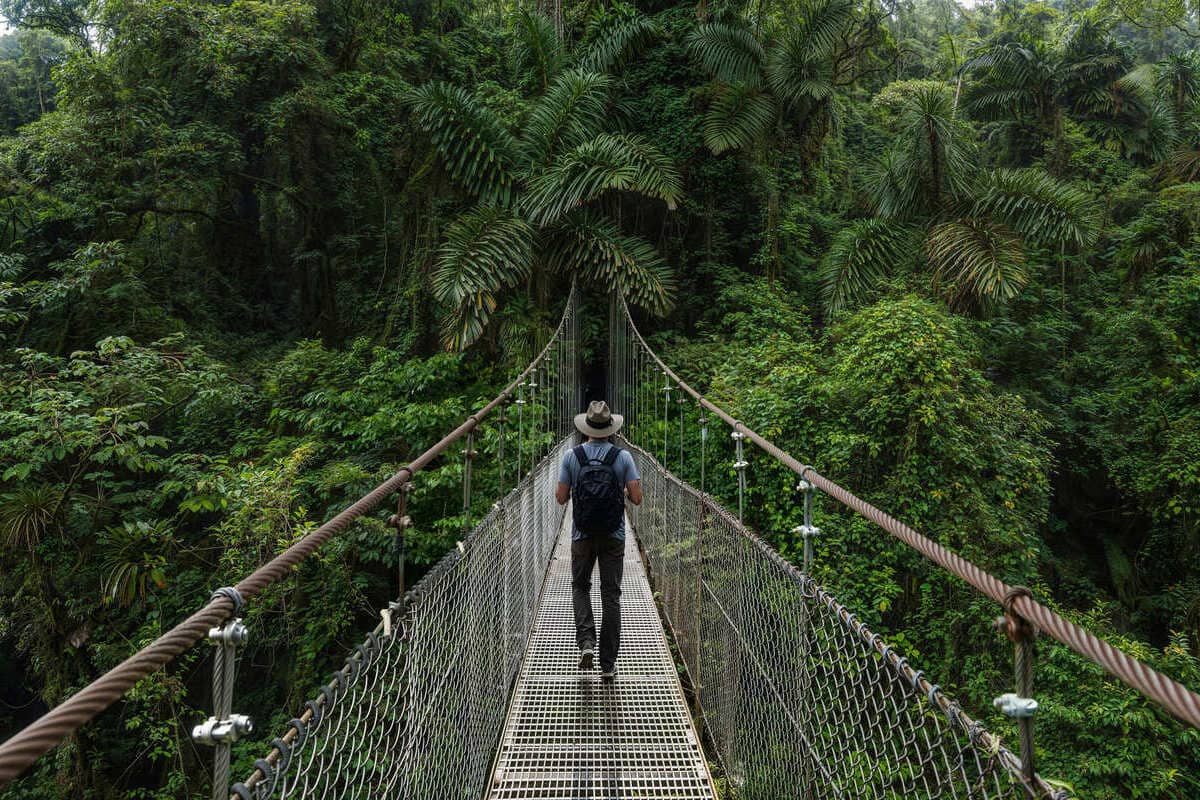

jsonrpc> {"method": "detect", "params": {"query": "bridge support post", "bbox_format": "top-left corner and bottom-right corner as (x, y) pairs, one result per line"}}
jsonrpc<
(994, 587), (1040, 796)
(462, 431), (477, 534)
(389, 483), (415, 601)
(731, 431), (747, 524)
(793, 479), (821, 574)
(191, 588), (252, 800)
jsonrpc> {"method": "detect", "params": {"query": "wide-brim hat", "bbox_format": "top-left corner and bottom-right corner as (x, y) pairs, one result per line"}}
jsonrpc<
(574, 400), (624, 438)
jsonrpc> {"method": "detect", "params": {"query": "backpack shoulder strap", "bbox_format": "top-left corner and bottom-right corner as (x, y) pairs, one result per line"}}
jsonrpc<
(573, 445), (589, 468)
(601, 446), (620, 466)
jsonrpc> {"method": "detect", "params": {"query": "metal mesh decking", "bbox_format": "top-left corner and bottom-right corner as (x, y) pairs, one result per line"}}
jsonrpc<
(488, 524), (717, 800)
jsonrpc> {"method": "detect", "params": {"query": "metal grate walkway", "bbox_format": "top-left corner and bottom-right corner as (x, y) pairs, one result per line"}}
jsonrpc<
(488, 518), (717, 799)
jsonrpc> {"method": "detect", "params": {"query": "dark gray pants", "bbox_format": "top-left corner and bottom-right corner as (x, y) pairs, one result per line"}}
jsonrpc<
(571, 535), (624, 668)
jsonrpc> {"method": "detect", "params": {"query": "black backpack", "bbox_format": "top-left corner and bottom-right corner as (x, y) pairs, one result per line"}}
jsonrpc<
(571, 445), (625, 536)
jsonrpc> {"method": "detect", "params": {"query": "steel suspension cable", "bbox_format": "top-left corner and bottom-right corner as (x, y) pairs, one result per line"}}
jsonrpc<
(614, 293), (1200, 731)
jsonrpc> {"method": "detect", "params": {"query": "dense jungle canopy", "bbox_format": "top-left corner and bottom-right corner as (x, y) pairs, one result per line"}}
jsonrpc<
(1, 0), (1200, 797)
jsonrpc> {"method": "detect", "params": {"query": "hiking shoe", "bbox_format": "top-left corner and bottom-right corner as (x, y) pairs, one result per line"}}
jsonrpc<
(601, 663), (617, 682)
(579, 644), (595, 670)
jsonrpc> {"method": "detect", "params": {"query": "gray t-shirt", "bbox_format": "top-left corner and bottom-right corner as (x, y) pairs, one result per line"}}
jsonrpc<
(559, 442), (640, 541)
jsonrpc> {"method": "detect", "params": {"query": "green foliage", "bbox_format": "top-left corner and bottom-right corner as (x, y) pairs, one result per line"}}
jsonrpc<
(2, 0), (1199, 797)
(405, 81), (519, 204)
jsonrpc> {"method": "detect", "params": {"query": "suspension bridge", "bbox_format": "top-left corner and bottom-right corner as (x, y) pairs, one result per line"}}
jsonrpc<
(2, 288), (1200, 800)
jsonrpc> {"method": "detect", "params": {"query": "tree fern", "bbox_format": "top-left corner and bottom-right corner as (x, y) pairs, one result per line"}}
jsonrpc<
(432, 207), (534, 350)
(702, 83), (776, 153)
(925, 218), (1026, 309)
(688, 21), (766, 86)
(820, 218), (914, 312)
(405, 82), (519, 205)
(520, 69), (612, 167)
(973, 169), (1099, 249)
(524, 133), (681, 225)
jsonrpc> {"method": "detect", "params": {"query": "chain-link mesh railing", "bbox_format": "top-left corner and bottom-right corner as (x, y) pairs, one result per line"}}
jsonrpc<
(626, 439), (1034, 800)
(236, 438), (573, 800)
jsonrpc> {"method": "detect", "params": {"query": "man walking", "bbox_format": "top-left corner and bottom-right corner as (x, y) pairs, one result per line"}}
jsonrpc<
(555, 401), (642, 681)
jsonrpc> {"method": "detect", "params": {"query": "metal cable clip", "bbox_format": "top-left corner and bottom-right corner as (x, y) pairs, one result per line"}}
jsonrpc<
(993, 692), (1039, 718)
(208, 618), (249, 645)
(192, 714), (253, 745)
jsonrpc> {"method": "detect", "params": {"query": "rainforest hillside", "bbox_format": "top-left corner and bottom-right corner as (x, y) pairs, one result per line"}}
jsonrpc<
(1, 0), (1199, 797)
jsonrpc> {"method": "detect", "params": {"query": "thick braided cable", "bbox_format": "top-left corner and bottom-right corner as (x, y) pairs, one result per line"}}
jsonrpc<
(0, 285), (578, 787)
(618, 294), (1200, 730)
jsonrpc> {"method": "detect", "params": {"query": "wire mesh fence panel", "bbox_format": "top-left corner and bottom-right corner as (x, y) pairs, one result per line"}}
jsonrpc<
(243, 438), (572, 800)
(626, 439), (1031, 800)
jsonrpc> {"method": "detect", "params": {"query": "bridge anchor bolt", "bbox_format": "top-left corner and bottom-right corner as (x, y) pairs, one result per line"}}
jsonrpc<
(993, 692), (1038, 718)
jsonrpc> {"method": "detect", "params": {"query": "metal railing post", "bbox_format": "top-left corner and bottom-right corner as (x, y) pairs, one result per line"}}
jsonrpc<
(793, 479), (821, 574)
(462, 430), (477, 534)
(994, 587), (1040, 796)
(732, 431), (747, 524)
(389, 482), (415, 600)
(192, 589), (252, 800)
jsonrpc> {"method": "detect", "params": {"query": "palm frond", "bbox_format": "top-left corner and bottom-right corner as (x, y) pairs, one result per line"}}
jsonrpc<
(765, 39), (834, 106)
(524, 133), (682, 225)
(872, 148), (923, 219)
(973, 169), (1099, 249)
(510, 7), (565, 89)
(819, 218), (914, 312)
(702, 83), (776, 154)
(925, 218), (1027, 309)
(548, 212), (675, 315)
(406, 82), (519, 205)
(579, 12), (663, 74)
(1160, 146), (1200, 182)
(433, 207), (535, 350)
(521, 69), (612, 167)
(687, 21), (765, 86)
(967, 87), (1036, 119)
(791, 0), (855, 60)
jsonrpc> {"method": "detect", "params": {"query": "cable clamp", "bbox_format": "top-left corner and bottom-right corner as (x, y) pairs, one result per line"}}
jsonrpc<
(208, 617), (248, 645)
(192, 714), (253, 745)
(733, 460), (748, 471)
(993, 692), (1038, 718)
(792, 524), (821, 540)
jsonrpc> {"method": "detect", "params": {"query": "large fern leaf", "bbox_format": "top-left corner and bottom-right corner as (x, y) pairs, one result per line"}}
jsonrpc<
(688, 22), (766, 86)
(520, 69), (612, 167)
(973, 169), (1099, 249)
(406, 82), (520, 205)
(925, 218), (1027, 309)
(433, 207), (535, 350)
(819, 218), (914, 312)
(548, 212), (675, 315)
(524, 133), (682, 225)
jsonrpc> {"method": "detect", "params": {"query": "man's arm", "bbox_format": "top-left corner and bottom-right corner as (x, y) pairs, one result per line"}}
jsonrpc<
(625, 479), (642, 506)
(556, 482), (570, 505)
